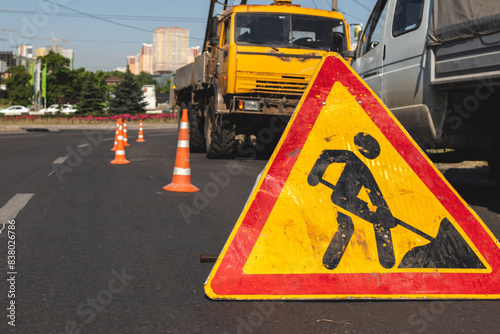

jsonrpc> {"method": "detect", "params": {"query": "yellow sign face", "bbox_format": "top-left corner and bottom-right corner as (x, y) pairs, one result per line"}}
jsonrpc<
(243, 81), (488, 275)
(205, 53), (500, 300)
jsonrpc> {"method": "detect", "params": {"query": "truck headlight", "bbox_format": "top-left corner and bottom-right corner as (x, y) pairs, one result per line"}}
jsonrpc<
(243, 100), (260, 111)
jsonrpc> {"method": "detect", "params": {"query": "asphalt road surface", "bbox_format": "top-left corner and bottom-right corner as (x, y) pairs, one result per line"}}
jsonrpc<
(0, 126), (499, 334)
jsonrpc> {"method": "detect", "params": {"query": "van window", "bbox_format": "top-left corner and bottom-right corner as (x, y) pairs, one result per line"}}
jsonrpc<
(357, 0), (387, 57)
(393, 0), (424, 37)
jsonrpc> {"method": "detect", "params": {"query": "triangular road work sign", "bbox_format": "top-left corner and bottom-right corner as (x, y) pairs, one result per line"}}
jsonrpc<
(205, 53), (500, 300)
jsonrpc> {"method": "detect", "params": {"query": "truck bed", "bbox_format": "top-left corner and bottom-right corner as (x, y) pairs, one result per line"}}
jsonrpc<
(174, 53), (209, 91)
(429, 30), (500, 87)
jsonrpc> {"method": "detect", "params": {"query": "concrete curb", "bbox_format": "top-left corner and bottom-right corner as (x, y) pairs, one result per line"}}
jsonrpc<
(0, 127), (26, 133)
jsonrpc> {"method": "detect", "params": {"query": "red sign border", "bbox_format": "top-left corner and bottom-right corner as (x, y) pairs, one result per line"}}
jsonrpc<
(208, 54), (500, 298)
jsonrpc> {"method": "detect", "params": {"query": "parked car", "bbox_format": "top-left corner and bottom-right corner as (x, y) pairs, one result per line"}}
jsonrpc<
(61, 104), (77, 114)
(0, 105), (30, 116)
(38, 104), (61, 115)
(37, 104), (77, 115)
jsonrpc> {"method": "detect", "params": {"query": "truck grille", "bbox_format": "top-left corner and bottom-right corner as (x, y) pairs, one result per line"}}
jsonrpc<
(236, 73), (309, 95)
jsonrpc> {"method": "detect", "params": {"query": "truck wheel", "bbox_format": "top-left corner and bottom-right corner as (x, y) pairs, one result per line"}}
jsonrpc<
(205, 97), (235, 159)
(178, 102), (186, 130)
(187, 102), (206, 153)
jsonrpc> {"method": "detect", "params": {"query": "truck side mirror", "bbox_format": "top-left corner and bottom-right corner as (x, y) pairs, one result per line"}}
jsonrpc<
(350, 24), (363, 41)
(330, 32), (345, 53)
(210, 36), (220, 47)
(347, 23), (363, 57)
(330, 32), (354, 59)
(208, 16), (219, 48)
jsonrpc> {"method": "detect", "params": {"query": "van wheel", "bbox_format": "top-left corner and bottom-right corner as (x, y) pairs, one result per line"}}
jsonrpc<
(486, 146), (500, 185)
(205, 96), (235, 159)
(488, 158), (500, 185)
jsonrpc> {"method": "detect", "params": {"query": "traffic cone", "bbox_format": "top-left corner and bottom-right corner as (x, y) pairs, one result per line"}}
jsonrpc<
(123, 119), (130, 147)
(163, 109), (199, 192)
(111, 120), (130, 165)
(137, 119), (146, 142)
(111, 119), (120, 151)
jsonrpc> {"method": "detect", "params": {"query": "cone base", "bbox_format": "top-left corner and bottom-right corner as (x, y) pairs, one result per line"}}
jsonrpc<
(124, 143), (130, 147)
(163, 182), (199, 193)
(111, 158), (130, 164)
(111, 147), (117, 151)
(136, 139), (146, 143)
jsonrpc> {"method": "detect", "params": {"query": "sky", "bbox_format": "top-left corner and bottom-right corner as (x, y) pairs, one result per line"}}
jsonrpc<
(0, 0), (377, 72)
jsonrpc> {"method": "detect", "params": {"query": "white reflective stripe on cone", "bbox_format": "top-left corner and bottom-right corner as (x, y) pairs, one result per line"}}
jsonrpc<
(178, 140), (189, 148)
(173, 167), (191, 175)
(115, 150), (126, 155)
(180, 122), (189, 129)
(118, 136), (124, 140)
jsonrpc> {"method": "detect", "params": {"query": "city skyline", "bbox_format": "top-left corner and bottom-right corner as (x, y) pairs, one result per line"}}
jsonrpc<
(0, 0), (376, 71)
(152, 27), (189, 74)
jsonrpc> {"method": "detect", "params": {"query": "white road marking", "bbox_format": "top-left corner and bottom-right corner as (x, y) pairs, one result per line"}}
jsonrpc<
(0, 193), (34, 233)
(52, 156), (68, 164)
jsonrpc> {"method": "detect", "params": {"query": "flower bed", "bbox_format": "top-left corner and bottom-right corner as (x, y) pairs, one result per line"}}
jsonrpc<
(0, 113), (177, 125)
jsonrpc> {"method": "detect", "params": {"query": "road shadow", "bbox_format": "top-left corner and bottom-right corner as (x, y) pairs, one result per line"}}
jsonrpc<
(440, 165), (500, 215)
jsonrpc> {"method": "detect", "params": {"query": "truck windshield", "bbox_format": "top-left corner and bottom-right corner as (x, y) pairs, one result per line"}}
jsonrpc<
(234, 13), (344, 50)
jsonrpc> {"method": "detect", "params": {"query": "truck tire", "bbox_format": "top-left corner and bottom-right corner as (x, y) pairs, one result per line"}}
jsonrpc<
(205, 96), (235, 159)
(187, 102), (206, 152)
(489, 160), (500, 185)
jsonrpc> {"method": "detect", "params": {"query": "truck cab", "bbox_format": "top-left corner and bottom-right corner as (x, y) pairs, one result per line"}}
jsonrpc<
(216, 3), (347, 111)
(175, 0), (350, 158)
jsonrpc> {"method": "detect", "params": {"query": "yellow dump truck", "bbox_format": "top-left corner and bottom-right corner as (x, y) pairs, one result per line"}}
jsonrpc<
(174, 0), (351, 158)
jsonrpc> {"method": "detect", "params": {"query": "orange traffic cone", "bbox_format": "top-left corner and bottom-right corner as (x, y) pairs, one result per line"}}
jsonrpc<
(136, 119), (146, 142)
(111, 119), (120, 151)
(123, 119), (130, 147)
(163, 109), (199, 192)
(111, 119), (130, 164)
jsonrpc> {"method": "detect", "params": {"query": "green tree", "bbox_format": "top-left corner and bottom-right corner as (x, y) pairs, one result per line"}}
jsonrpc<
(135, 71), (155, 87)
(69, 67), (88, 99)
(94, 70), (113, 105)
(94, 71), (109, 94)
(109, 69), (146, 114)
(40, 51), (72, 105)
(5, 66), (32, 106)
(78, 74), (105, 114)
(155, 78), (171, 94)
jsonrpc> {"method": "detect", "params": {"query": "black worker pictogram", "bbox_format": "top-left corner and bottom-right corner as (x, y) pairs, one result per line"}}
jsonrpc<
(307, 132), (486, 270)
